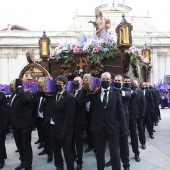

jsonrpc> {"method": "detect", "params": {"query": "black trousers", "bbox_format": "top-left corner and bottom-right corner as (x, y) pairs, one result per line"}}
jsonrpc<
(85, 111), (93, 148)
(119, 133), (130, 169)
(0, 114), (6, 162)
(93, 127), (121, 170)
(45, 124), (74, 170)
(13, 127), (32, 169)
(71, 124), (85, 164)
(137, 118), (146, 145)
(36, 117), (45, 144)
(37, 117), (52, 155)
(129, 119), (139, 155)
(144, 112), (153, 136)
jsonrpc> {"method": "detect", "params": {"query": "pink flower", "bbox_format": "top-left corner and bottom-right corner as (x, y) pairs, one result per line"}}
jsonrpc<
(93, 45), (101, 53)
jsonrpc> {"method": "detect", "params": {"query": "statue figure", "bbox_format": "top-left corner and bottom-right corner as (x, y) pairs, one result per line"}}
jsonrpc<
(89, 8), (111, 38)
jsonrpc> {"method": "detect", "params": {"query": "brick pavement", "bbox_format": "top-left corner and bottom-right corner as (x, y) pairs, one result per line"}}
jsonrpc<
(2, 108), (170, 170)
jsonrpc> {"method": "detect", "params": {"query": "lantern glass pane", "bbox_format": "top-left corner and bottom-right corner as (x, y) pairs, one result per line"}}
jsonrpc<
(42, 41), (48, 55)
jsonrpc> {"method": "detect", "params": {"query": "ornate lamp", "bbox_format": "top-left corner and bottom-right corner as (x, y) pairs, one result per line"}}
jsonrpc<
(39, 31), (50, 71)
(142, 44), (151, 63)
(116, 14), (133, 50)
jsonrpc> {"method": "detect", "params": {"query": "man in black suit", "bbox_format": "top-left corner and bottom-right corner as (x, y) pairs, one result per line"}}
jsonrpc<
(82, 72), (128, 170)
(34, 96), (53, 162)
(143, 82), (155, 139)
(129, 80), (146, 162)
(0, 91), (8, 169)
(43, 75), (75, 170)
(71, 76), (86, 170)
(8, 79), (34, 170)
(106, 74), (130, 170)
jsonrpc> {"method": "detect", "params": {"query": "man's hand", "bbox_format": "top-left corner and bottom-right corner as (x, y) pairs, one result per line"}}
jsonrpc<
(16, 79), (23, 88)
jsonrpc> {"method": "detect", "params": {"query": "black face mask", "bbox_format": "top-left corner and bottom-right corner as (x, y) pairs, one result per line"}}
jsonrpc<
(56, 84), (62, 92)
(149, 87), (153, 90)
(141, 87), (145, 90)
(73, 82), (79, 89)
(114, 82), (121, 89)
(131, 85), (137, 90)
(123, 83), (130, 88)
(101, 81), (110, 89)
(146, 87), (149, 90)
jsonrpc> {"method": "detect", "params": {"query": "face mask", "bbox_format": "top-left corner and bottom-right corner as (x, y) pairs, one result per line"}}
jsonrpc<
(145, 87), (149, 90)
(123, 83), (130, 88)
(131, 85), (137, 90)
(56, 84), (62, 92)
(149, 87), (153, 90)
(141, 87), (145, 90)
(114, 82), (121, 89)
(73, 82), (79, 89)
(101, 81), (110, 89)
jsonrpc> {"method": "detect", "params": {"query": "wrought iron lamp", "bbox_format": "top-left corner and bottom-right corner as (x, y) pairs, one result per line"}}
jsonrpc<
(38, 31), (50, 71)
(142, 44), (151, 63)
(116, 14), (133, 50)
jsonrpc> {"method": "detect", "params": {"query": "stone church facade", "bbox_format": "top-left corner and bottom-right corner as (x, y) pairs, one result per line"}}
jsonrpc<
(0, 3), (170, 84)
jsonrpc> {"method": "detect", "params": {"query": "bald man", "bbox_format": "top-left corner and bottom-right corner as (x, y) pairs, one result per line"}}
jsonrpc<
(81, 72), (127, 170)
(71, 76), (86, 170)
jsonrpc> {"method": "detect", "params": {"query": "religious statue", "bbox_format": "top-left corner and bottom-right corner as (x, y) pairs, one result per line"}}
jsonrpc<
(89, 8), (111, 38)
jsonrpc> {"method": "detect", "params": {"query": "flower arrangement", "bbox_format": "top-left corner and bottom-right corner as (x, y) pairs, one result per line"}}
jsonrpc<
(50, 32), (118, 63)
(125, 46), (148, 66)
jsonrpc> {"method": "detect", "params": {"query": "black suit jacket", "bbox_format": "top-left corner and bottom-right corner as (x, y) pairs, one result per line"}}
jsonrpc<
(43, 90), (75, 135)
(137, 90), (146, 118)
(145, 89), (155, 113)
(121, 87), (131, 115)
(82, 88), (127, 135)
(0, 92), (8, 132)
(8, 87), (34, 129)
(129, 89), (146, 120)
(73, 88), (86, 124)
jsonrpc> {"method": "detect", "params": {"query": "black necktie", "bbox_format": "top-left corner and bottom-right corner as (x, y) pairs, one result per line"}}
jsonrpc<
(39, 98), (45, 112)
(56, 94), (61, 102)
(103, 90), (108, 108)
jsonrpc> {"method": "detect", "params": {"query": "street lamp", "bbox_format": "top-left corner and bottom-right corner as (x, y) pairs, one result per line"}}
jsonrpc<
(38, 31), (50, 71)
(116, 14), (133, 50)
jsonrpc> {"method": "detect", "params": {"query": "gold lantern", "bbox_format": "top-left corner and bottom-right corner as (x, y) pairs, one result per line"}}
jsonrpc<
(116, 14), (133, 50)
(142, 44), (151, 63)
(38, 31), (50, 71)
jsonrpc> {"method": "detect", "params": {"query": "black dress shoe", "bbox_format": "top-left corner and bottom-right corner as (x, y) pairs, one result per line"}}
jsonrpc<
(152, 129), (156, 132)
(47, 154), (53, 163)
(15, 163), (24, 170)
(56, 167), (64, 170)
(38, 149), (47, 155)
(25, 168), (32, 170)
(141, 144), (146, 149)
(124, 168), (129, 170)
(38, 143), (43, 149)
(84, 146), (93, 153)
(34, 139), (40, 144)
(150, 135), (154, 139)
(135, 154), (140, 162)
(76, 164), (82, 170)
(105, 160), (111, 167)
(15, 149), (19, 153)
(0, 161), (5, 169)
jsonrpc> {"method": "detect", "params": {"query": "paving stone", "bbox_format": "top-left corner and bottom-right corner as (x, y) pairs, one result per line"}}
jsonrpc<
(2, 108), (170, 170)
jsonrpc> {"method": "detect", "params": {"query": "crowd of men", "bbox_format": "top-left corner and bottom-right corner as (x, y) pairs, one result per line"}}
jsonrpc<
(0, 72), (161, 170)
